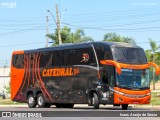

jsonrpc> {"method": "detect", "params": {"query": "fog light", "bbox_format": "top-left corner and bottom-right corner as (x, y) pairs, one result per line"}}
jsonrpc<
(118, 97), (123, 102)
(146, 92), (151, 96)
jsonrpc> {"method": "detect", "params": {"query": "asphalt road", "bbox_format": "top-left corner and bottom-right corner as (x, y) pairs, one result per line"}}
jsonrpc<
(1, 104), (160, 111)
(0, 105), (160, 120)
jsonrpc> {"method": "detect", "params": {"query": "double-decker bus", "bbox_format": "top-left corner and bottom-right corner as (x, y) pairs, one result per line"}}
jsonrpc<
(11, 42), (159, 109)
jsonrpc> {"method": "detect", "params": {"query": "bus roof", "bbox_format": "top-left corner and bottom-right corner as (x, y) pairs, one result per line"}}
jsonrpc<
(13, 42), (140, 54)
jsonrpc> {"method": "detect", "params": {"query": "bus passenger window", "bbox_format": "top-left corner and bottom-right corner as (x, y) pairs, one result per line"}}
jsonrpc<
(79, 47), (97, 67)
(104, 50), (112, 60)
(65, 49), (79, 66)
(39, 52), (52, 67)
(94, 46), (105, 61)
(52, 51), (65, 66)
(29, 53), (34, 68)
(12, 54), (24, 69)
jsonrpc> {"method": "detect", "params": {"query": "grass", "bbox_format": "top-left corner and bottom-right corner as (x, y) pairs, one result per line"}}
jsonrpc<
(135, 92), (160, 107)
(150, 92), (160, 105)
(0, 97), (26, 105)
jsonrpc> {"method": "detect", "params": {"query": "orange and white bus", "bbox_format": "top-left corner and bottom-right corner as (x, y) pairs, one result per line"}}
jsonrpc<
(11, 42), (159, 109)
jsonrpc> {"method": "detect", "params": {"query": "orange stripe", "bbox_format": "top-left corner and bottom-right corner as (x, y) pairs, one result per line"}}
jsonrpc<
(32, 53), (35, 88)
(18, 54), (27, 98)
(100, 60), (121, 74)
(27, 54), (30, 89)
(35, 53), (51, 101)
(148, 62), (160, 75)
(37, 53), (53, 102)
(34, 53), (47, 98)
(100, 60), (159, 75)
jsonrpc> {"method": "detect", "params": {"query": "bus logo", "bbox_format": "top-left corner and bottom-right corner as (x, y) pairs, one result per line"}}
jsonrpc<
(42, 68), (80, 77)
(81, 53), (89, 62)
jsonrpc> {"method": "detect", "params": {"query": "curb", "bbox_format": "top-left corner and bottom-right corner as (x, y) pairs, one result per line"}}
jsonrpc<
(0, 104), (28, 107)
(0, 104), (160, 108)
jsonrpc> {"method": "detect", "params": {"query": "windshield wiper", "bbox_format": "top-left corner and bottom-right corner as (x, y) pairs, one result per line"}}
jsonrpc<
(118, 85), (141, 90)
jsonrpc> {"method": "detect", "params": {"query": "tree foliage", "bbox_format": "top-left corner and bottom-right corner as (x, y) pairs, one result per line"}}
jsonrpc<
(4, 81), (10, 94)
(103, 32), (136, 44)
(145, 38), (160, 90)
(145, 38), (160, 64)
(46, 26), (94, 46)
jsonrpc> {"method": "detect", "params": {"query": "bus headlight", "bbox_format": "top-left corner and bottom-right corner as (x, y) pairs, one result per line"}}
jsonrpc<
(146, 92), (151, 96)
(109, 88), (125, 96)
(117, 91), (125, 96)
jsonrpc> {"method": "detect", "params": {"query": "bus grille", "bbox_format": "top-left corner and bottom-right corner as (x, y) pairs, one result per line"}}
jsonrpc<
(124, 94), (146, 98)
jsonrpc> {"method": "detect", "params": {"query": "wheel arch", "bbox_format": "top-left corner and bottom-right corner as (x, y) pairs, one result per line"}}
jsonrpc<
(88, 89), (101, 102)
(26, 90), (34, 99)
(36, 90), (43, 96)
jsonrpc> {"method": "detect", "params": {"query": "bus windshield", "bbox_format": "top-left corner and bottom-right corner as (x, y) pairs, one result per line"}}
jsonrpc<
(116, 69), (149, 90)
(112, 47), (147, 64)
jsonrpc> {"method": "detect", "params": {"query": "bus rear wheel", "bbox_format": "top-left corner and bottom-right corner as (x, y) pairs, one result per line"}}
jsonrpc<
(37, 93), (50, 108)
(122, 104), (128, 110)
(27, 94), (37, 108)
(92, 93), (99, 109)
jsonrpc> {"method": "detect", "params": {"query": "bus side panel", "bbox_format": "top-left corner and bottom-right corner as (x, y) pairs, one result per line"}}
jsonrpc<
(72, 66), (99, 103)
(11, 67), (25, 101)
(42, 66), (99, 104)
(44, 75), (73, 103)
(11, 51), (25, 101)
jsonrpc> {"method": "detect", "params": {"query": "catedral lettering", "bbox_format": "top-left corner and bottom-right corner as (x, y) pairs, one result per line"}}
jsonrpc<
(42, 68), (73, 77)
(11, 42), (160, 110)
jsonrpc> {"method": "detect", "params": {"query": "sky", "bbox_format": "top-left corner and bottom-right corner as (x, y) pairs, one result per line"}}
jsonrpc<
(0, 0), (160, 67)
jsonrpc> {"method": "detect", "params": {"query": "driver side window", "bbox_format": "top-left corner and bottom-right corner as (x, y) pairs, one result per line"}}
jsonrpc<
(102, 65), (115, 86)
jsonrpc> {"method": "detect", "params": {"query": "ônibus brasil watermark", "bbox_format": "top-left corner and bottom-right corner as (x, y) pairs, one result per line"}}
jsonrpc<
(1, 1), (16, 9)
(131, 2), (158, 6)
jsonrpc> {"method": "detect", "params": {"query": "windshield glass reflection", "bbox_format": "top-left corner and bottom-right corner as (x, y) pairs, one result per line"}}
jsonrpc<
(116, 69), (149, 90)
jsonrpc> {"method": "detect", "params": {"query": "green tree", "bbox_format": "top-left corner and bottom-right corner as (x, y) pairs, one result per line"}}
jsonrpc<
(103, 32), (136, 44)
(46, 26), (71, 46)
(46, 26), (94, 46)
(145, 38), (160, 90)
(4, 81), (10, 95)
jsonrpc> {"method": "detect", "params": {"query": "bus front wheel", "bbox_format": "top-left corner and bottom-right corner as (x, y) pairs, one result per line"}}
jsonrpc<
(92, 93), (99, 109)
(27, 94), (37, 108)
(122, 104), (128, 110)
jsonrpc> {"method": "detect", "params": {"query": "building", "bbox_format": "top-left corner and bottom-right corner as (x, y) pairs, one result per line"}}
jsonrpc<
(0, 67), (10, 97)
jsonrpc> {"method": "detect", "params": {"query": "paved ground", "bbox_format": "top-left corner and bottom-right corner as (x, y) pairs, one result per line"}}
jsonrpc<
(0, 105), (160, 120)
(0, 104), (160, 110)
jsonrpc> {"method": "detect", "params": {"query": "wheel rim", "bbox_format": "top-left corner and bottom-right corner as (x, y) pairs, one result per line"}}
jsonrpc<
(38, 96), (43, 106)
(92, 97), (95, 105)
(28, 96), (34, 105)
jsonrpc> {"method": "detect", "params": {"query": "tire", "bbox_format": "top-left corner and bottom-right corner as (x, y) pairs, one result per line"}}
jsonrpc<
(45, 103), (51, 108)
(122, 104), (128, 110)
(64, 104), (74, 108)
(27, 94), (37, 108)
(92, 93), (99, 109)
(37, 93), (47, 108)
(55, 104), (62, 108)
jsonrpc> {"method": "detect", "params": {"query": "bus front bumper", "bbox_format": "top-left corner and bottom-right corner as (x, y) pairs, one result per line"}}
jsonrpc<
(113, 87), (151, 104)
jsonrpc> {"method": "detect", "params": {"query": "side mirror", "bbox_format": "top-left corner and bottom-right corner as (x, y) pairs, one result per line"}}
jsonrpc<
(148, 62), (160, 76)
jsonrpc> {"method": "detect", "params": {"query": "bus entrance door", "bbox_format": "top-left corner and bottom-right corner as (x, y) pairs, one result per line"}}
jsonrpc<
(101, 65), (115, 103)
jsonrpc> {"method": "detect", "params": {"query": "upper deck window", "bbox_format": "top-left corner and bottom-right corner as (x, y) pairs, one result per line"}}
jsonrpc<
(112, 47), (147, 64)
(12, 54), (24, 69)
